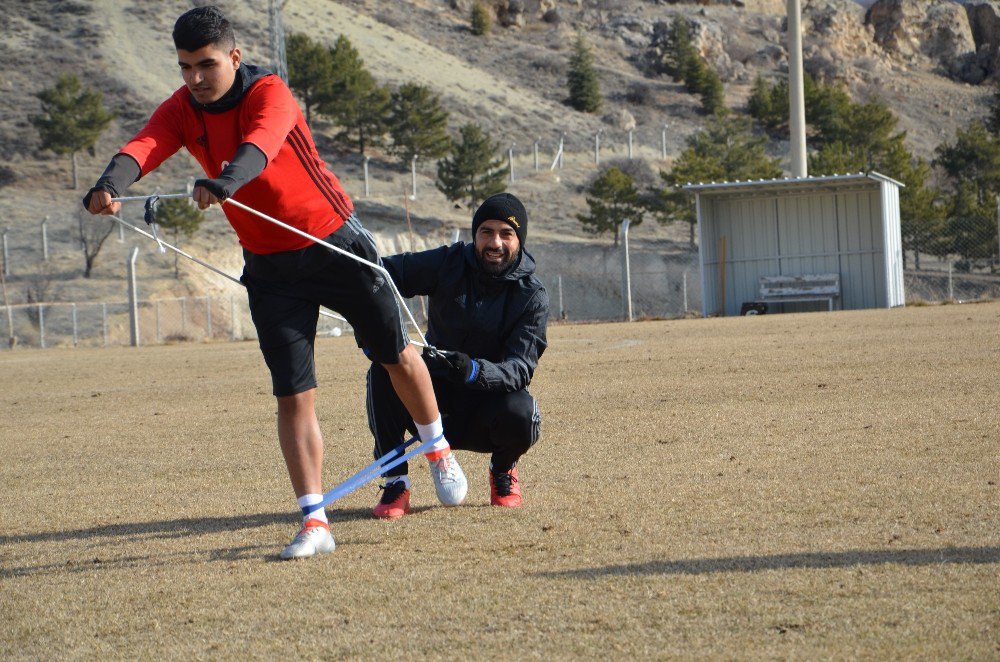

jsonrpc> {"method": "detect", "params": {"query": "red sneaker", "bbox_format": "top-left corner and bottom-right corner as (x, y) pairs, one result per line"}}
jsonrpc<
(489, 466), (522, 507)
(373, 480), (411, 520)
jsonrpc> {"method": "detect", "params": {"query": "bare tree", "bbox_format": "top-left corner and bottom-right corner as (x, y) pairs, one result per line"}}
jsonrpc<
(23, 263), (55, 330)
(78, 211), (116, 278)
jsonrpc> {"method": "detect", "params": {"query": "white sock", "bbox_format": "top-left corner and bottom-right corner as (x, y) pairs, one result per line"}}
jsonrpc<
(385, 475), (411, 490)
(415, 416), (450, 453)
(297, 493), (328, 524)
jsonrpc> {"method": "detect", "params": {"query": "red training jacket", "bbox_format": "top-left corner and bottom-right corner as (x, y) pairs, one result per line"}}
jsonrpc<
(119, 74), (352, 254)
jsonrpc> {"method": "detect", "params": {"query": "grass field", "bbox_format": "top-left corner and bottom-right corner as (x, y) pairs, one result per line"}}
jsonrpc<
(2, 303), (998, 659)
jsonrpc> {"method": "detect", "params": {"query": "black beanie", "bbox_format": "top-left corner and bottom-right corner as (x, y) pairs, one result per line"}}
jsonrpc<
(472, 193), (528, 247)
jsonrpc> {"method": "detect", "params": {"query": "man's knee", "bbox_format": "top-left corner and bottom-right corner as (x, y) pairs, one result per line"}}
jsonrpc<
(493, 390), (540, 452)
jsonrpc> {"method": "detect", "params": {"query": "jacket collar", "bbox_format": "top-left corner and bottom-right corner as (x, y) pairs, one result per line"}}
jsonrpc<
(189, 63), (272, 114)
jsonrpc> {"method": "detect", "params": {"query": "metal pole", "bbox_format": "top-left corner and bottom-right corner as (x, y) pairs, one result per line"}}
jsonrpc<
(948, 260), (954, 301)
(508, 144), (515, 183)
(683, 271), (689, 313)
(38, 305), (45, 349)
(118, 218), (125, 242)
(127, 246), (140, 347)
(2, 229), (9, 276)
(662, 125), (668, 160)
(410, 155), (418, 200)
(557, 274), (564, 319)
(787, 0), (807, 178)
(621, 218), (633, 322)
(72, 303), (78, 346)
(558, 134), (564, 169)
(42, 217), (49, 262)
(533, 140), (539, 172)
(451, 228), (461, 244)
(102, 302), (108, 347)
(363, 155), (370, 197)
(594, 132), (601, 166)
(628, 130), (633, 160)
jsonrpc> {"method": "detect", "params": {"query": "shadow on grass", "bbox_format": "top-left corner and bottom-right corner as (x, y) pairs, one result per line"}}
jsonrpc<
(536, 546), (1000, 579)
(0, 508), (379, 546)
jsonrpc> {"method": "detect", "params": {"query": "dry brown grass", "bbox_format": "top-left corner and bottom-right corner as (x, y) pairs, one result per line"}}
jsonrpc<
(2, 303), (998, 659)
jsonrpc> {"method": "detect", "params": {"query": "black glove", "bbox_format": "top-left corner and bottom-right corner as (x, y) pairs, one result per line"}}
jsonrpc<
(193, 177), (235, 201)
(422, 347), (479, 385)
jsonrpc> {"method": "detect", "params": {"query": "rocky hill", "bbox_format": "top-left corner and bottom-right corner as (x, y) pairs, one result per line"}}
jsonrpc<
(0, 0), (994, 308)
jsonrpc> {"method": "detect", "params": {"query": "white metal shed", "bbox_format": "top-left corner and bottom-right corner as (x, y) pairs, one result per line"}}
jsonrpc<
(684, 172), (905, 316)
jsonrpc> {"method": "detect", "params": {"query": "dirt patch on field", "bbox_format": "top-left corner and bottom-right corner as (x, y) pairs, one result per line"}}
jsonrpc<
(1, 303), (998, 658)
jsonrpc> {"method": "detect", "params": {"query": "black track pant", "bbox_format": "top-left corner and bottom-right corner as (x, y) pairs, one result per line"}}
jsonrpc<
(365, 362), (541, 475)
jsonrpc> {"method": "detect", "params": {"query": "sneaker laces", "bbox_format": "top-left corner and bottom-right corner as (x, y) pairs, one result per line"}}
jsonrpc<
(432, 456), (461, 484)
(379, 480), (408, 504)
(492, 470), (517, 497)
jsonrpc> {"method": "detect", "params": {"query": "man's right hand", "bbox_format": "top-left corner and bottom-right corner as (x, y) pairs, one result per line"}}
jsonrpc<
(83, 188), (121, 216)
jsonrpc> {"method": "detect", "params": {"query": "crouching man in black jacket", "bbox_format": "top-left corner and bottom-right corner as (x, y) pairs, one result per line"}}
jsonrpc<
(366, 193), (549, 517)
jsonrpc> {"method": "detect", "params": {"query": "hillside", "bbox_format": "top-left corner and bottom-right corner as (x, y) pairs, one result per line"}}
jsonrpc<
(0, 0), (993, 309)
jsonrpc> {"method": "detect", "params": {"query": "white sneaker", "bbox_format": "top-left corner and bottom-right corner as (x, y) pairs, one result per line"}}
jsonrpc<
(279, 519), (335, 560)
(427, 450), (468, 506)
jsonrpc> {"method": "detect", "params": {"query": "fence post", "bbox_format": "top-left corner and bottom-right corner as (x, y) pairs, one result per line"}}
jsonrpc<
(594, 131), (601, 166)
(363, 155), (371, 197)
(948, 260), (954, 301)
(410, 155), (418, 200)
(533, 139), (539, 172)
(628, 129), (633, 160)
(662, 124), (668, 160)
(72, 303), (78, 347)
(127, 246), (140, 347)
(42, 216), (49, 262)
(102, 302), (108, 347)
(2, 228), (9, 277)
(38, 304), (46, 348)
(206, 296), (212, 338)
(508, 143), (515, 183)
(683, 271), (689, 313)
(557, 274), (564, 319)
(620, 218), (633, 322)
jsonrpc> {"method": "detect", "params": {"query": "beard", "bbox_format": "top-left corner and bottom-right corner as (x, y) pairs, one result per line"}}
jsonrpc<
(475, 244), (518, 275)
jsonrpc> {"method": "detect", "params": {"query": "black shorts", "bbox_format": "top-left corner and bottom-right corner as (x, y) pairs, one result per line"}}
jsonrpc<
(241, 214), (408, 397)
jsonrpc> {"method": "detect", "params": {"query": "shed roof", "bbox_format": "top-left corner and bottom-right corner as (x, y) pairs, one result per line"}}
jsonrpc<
(682, 171), (904, 196)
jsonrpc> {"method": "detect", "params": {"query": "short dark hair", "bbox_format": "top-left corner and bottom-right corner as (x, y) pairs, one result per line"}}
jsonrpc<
(172, 6), (236, 52)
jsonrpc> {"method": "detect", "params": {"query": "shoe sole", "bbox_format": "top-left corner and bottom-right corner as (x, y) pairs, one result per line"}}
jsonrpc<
(373, 507), (410, 521)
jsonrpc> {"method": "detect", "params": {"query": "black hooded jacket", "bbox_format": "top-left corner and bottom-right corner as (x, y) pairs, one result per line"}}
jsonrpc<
(383, 243), (548, 393)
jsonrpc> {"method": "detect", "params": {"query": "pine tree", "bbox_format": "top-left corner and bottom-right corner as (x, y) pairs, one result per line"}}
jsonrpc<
(567, 34), (601, 113)
(696, 65), (726, 116)
(986, 83), (1000, 137)
(32, 74), (115, 189)
(657, 116), (781, 246)
(471, 2), (491, 36)
(321, 35), (390, 154)
(662, 17), (695, 82)
(154, 198), (204, 278)
(389, 83), (451, 163)
(577, 167), (645, 246)
(286, 33), (334, 127)
(436, 123), (507, 208)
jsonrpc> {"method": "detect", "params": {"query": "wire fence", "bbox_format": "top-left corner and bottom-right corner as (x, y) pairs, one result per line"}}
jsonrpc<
(0, 124), (997, 349)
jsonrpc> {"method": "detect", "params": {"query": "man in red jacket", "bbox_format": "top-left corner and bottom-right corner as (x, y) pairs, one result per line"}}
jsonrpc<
(83, 6), (467, 560)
